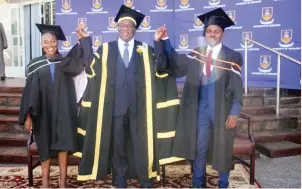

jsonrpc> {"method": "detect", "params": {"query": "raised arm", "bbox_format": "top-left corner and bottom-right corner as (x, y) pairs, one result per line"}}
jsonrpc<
(154, 26), (190, 78)
(54, 29), (94, 77)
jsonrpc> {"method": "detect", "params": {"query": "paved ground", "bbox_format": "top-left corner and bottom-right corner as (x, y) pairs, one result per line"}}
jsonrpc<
(255, 155), (301, 188)
(1, 155), (301, 188)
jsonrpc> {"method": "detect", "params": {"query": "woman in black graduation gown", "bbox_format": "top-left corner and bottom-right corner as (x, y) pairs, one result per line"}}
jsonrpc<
(19, 24), (84, 188)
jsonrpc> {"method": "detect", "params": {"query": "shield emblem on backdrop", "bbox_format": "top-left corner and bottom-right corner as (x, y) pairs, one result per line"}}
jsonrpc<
(260, 55), (271, 69)
(157, 0), (166, 7)
(242, 32), (252, 45)
(180, 34), (188, 47)
(62, 0), (71, 10)
(108, 17), (117, 29)
(124, 0), (134, 8)
(195, 14), (202, 26)
(226, 10), (235, 22)
(262, 7), (273, 21)
(93, 36), (102, 47)
(78, 18), (87, 29)
(181, 0), (189, 6)
(281, 29), (292, 44)
(92, 0), (101, 9)
(141, 16), (150, 28)
(63, 36), (71, 48)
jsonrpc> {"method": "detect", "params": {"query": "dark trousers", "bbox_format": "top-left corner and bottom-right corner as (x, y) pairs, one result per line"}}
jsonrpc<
(192, 105), (230, 188)
(112, 112), (152, 188)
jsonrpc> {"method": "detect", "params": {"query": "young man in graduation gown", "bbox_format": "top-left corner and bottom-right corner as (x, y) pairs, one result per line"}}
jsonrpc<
(75, 5), (182, 188)
(19, 24), (85, 188)
(154, 8), (244, 188)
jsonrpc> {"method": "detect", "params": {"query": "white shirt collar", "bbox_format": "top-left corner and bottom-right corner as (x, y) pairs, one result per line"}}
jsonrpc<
(118, 37), (134, 49)
(118, 37), (135, 61)
(206, 43), (222, 57)
(203, 43), (222, 74)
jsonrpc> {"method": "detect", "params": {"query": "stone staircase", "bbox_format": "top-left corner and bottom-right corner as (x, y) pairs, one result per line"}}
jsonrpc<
(239, 88), (301, 158)
(0, 79), (28, 163)
(0, 79), (300, 164)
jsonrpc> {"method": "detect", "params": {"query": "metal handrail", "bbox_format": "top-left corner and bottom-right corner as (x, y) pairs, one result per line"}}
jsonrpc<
(244, 38), (301, 115)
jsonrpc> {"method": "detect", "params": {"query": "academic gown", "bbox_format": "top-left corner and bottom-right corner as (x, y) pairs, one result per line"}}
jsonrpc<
(154, 40), (244, 173)
(19, 44), (84, 161)
(74, 37), (183, 182)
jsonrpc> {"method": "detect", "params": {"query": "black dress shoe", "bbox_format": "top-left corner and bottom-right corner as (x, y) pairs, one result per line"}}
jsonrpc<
(0, 75), (5, 81)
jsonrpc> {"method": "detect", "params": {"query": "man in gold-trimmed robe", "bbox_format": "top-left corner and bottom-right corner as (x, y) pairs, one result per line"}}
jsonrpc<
(75, 5), (183, 187)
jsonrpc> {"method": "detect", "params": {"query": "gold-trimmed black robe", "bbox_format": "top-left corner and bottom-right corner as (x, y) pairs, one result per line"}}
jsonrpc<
(75, 38), (184, 181)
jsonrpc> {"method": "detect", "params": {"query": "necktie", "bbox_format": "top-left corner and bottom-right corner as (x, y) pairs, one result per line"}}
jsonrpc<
(206, 49), (212, 77)
(123, 43), (129, 68)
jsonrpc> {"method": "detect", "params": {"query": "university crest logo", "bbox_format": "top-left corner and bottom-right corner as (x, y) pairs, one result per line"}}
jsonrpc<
(156, 0), (168, 9)
(93, 36), (102, 48)
(179, 0), (190, 9)
(193, 14), (203, 29)
(124, 0), (134, 8)
(61, 0), (72, 13)
(260, 7), (274, 25)
(209, 0), (220, 6)
(92, 0), (103, 12)
(241, 31), (253, 48)
(258, 55), (272, 73)
(226, 10), (235, 22)
(78, 18), (87, 30)
(62, 36), (72, 50)
(179, 34), (189, 49)
(107, 17), (118, 30)
(140, 16), (151, 30)
(279, 29), (294, 47)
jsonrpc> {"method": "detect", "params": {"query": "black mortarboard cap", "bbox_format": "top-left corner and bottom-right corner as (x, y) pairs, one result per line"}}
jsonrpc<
(198, 8), (235, 35)
(36, 23), (66, 41)
(114, 5), (145, 29)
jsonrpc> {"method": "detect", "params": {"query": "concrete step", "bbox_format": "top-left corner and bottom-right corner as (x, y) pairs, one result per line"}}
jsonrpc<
(247, 88), (300, 96)
(0, 115), (25, 133)
(242, 104), (300, 116)
(243, 94), (263, 106)
(242, 106), (275, 115)
(0, 78), (24, 94)
(238, 130), (301, 144)
(256, 141), (301, 158)
(0, 146), (80, 164)
(247, 88), (276, 96)
(0, 146), (29, 164)
(264, 96), (301, 106)
(237, 114), (299, 131)
(243, 95), (301, 106)
(280, 105), (301, 115)
(0, 93), (22, 107)
(0, 133), (28, 146)
(235, 150), (261, 160)
(0, 106), (19, 115)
